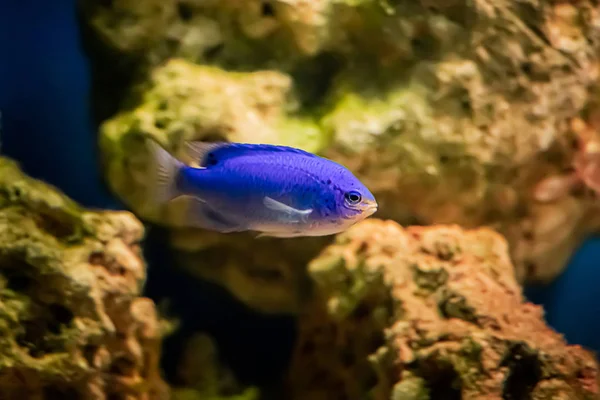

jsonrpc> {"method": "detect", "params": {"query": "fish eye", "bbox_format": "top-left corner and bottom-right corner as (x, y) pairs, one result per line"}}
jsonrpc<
(345, 191), (362, 205)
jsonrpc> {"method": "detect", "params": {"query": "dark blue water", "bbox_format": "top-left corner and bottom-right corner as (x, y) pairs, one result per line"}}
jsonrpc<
(0, 0), (119, 209)
(525, 236), (600, 352)
(0, 1), (597, 385)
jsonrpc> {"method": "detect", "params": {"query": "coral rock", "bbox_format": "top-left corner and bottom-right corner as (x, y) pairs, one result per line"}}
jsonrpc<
(170, 333), (260, 400)
(79, 0), (175, 56)
(317, 0), (600, 283)
(170, 229), (324, 314)
(0, 157), (168, 399)
(99, 59), (323, 228)
(84, 0), (600, 283)
(286, 219), (599, 399)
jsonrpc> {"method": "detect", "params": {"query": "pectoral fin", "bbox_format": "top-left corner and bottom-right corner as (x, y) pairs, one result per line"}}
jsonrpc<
(262, 196), (312, 223)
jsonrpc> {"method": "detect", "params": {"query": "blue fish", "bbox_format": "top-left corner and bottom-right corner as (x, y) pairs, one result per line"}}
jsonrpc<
(146, 139), (378, 238)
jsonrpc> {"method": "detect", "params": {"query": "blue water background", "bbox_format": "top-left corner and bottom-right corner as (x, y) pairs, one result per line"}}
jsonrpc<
(0, 1), (597, 380)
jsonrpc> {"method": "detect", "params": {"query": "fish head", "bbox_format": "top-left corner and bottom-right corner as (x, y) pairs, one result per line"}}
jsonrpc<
(332, 174), (378, 225)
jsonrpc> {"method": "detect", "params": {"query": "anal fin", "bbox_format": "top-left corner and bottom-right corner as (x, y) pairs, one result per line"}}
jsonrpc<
(186, 198), (245, 233)
(255, 230), (306, 239)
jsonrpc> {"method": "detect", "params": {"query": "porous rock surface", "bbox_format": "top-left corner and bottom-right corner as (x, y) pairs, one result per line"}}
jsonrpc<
(170, 333), (260, 400)
(0, 157), (169, 399)
(82, 0), (600, 284)
(170, 229), (323, 314)
(98, 59), (324, 229)
(286, 219), (600, 399)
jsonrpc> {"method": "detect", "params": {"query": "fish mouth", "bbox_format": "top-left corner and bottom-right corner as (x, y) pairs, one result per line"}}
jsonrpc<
(362, 200), (378, 216)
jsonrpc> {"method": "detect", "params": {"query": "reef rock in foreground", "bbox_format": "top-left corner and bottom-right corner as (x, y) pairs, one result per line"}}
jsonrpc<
(287, 220), (599, 399)
(0, 157), (168, 399)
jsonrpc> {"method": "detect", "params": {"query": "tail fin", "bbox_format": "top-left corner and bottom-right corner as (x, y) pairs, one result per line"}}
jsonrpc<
(146, 139), (185, 203)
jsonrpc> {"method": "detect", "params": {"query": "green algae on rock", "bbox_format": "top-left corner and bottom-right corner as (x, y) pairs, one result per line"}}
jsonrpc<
(0, 157), (169, 399)
(79, 0), (384, 69)
(99, 59), (324, 227)
(285, 219), (599, 399)
(0, 158), (260, 399)
(80, 0), (175, 56)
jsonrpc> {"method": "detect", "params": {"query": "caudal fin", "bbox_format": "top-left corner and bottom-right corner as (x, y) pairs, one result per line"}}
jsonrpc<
(146, 139), (184, 203)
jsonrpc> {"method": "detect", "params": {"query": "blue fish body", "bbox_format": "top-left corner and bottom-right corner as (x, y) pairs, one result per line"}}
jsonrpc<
(147, 140), (378, 237)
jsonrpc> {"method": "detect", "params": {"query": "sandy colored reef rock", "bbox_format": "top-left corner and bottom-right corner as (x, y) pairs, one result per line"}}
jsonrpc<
(81, 0), (600, 284)
(169, 333), (260, 400)
(98, 59), (324, 229)
(0, 157), (169, 399)
(171, 229), (325, 314)
(285, 219), (599, 399)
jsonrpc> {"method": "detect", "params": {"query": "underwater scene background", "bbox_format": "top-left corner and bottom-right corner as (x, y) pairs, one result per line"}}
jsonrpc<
(1, 0), (600, 399)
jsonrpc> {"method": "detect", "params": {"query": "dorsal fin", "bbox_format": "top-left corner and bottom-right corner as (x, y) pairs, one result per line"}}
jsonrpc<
(185, 142), (226, 165)
(184, 141), (319, 167)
